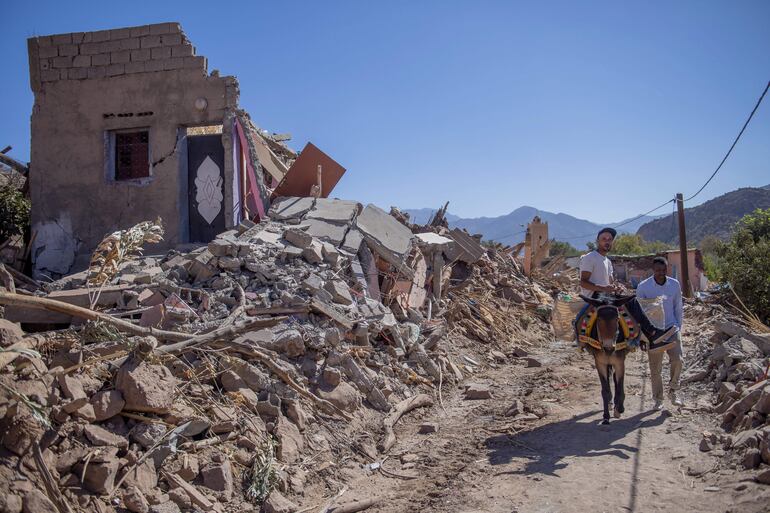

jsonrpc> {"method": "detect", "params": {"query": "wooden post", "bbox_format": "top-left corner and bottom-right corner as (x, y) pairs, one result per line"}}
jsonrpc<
(676, 193), (692, 298)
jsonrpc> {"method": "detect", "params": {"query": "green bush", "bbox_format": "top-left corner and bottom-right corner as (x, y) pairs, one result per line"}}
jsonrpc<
(721, 208), (770, 322)
(0, 184), (30, 243)
(610, 233), (672, 256)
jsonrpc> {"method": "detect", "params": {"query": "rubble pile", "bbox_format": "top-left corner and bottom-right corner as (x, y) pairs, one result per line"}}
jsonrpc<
(0, 197), (555, 512)
(681, 303), (770, 484)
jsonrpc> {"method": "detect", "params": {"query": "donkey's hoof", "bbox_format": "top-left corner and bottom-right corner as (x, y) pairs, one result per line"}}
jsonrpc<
(613, 407), (622, 419)
(601, 418), (610, 425)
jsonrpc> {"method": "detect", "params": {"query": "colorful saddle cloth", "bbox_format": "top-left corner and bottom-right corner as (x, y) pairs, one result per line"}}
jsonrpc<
(575, 304), (640, 352)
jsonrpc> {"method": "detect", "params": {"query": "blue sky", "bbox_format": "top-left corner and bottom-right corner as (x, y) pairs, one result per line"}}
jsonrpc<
(2, 0), (769, 222)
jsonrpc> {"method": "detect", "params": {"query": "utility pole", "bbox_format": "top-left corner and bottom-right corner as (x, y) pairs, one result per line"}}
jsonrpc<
(676, 193), (692, 298)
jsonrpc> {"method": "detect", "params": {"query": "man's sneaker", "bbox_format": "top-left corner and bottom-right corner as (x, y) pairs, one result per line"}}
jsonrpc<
(653, 400), (664, 411)
(647, 326), (679, 353)
(669, 390), (684, 407)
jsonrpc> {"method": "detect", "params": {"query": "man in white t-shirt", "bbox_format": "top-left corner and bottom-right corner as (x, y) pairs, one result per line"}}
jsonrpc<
(579, 228), (677, 348)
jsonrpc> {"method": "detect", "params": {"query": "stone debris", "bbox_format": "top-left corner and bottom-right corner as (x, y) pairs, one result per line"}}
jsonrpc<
(0, 199), (558, 511)
(678, 305), (770, 483)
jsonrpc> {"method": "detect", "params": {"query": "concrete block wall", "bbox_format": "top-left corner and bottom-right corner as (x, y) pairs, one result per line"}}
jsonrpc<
(28, 22), (207, 91)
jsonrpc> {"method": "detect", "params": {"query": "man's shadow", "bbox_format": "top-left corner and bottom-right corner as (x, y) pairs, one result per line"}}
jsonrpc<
(485, 409), (666, 477)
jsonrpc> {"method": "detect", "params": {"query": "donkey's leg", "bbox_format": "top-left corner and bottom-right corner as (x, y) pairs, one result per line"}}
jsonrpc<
(611, 353), (626, 417)
(594, 353), (612, 424)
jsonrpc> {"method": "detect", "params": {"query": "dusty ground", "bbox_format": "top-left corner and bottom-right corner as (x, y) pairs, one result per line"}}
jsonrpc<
(303, 338), (770, 513)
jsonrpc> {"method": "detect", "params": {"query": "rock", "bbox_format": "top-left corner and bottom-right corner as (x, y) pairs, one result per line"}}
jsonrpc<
(84, 425), (129, 448)
(220, 370), (260, 408)
(166, 454), (200, 481)
(419, 422), (438, 434)
(0, 319), (24, 347)
(699, 438), (713, 452)
(21, 490), (57, 513)
(281, 245), (303, 261)
(130, 422), (167, 449)
(464, 383), (492, 400)
(77, 457), (120, 494)
(754, 385), (770, 415)
(57, 373), (87, 403)
(321, 242), (341, 265)
(0, 494), (22, 513)
(201, 458), (233, 500)
(121, 459), (158, 494)
(316, 381), (361, 413)
(302, 243), (323, 265)
(167, 489), (191, 510)
(523, 357), (542, 368)
(283, 228), (312, 248)
(301, 274), (324, 295)
(217, 256), (242, 272)
(116, 361), (178, 414)
(505, 399), (525, 417)
(324, 280), (353, 305)
(275, 329), (305, 358)
(149, 502), (181, 513)
(322, 367), (341, 386)
(91, 390), (125, 421)
(490, 350), (507, 362)
(757, 468), (770, 485)
(274, 415), (304, 463)
(262, 490), (299, 513)
(761, 437), (770, 464)
(742, 449), (762, 469)
(208, 239), (236, 257)
(284, 399), (307, 431)
(123, 486), (149, 513)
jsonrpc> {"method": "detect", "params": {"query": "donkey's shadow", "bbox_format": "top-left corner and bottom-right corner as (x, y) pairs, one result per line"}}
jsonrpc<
(485, 409), (665, 477)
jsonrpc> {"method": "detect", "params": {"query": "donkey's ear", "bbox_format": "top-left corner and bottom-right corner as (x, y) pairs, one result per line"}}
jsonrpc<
(579, 294), (602, 306)
(613, 295), (636, 307)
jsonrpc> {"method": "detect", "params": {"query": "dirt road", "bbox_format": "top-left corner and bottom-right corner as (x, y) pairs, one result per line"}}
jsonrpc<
(318, 339), (770, 513)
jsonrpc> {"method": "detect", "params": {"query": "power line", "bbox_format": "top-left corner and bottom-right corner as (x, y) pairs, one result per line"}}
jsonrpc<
(685, 80), (770, 202)
(559, 197), (676, 242)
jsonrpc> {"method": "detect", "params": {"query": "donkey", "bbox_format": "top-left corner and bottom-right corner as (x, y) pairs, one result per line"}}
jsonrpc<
(576, 294), (640, 425)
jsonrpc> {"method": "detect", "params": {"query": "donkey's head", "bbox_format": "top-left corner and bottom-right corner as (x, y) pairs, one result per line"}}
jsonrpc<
(579, 294), (636, 350)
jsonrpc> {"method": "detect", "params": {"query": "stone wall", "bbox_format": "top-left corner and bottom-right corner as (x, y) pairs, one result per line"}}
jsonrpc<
(27, 22), (239, 279)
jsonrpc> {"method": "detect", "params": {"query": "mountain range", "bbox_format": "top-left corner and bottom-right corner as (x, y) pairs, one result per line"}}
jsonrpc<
(403, 206), (658, 246)
(404, 184), (770, 247)
(636, 185), (770, 245)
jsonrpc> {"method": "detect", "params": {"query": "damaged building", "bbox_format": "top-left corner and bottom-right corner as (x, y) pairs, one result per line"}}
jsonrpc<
(26, 22), (344, 279)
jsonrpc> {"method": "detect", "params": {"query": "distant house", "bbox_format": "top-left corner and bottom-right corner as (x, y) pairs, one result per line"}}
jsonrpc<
(611, 249), (708, 293)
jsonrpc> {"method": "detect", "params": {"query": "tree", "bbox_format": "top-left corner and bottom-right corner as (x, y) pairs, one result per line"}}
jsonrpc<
(0, 184), (30, 243)
(699, 235), (726, 282)
(721, 208), (770, 322)
(549, 240), (581, 257)
(609, 234), (673, 256)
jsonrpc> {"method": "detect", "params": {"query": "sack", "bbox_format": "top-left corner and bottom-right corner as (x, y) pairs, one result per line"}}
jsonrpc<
(552, 296), (586, 341)
(637, 297), (665, 329)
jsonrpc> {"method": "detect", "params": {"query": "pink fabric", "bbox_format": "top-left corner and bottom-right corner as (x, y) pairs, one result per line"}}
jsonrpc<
(234, 118), (266, 220)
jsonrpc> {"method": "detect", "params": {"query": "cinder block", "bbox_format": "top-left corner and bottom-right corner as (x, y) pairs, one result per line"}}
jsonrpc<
(149, 22), (181, 35)
(36, 35), (53, 47)
(59, 44), (79, 57)
(140, 35), (162, 48)
(38, 46), (59, 59)
(41, 69), (61, 82)
(52, 56), (73, 68)
(82, 32), (93, 43)
(51, 33), (72, 45)
(170, 44), (194, 58)
(183, 56), (206, 70)
(160, 33), (182, 46)
(71, 32), (85, 44)
(125, 61), (146, 74)
(91, 30), (111, 42)
(80, 43), (101, 55)
(73, 55), (91, 67)
(119, 38), (140, 51)
(145, 59), (165, 72)
(39, 59), (52, 71)
(91, 53), (110, 66)
(88, 66), (107, 79)
(163, 57), (185, 71)
(151, 46), (171, 59)
(131, 49), (151, 62)
(111, 50), (131, 64)
(101, 41), (121, 53)
(130, 25), (150, 37)
(68, 67), (88, 80)
(109, 28), (130, 40)
(106, 63), (125, 77)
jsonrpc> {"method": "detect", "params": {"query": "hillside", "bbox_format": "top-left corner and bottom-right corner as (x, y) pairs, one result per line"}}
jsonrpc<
(403, 206), (657, 245)
(636, 186), (770, 245)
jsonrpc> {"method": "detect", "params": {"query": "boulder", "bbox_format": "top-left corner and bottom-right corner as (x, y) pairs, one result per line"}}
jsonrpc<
(91, 390), (126, 421)
(123, 486), (150, 513)
(262, 490), (299, 513)
(84, 425), (129, 448)
(116, 361), (178, 414)
(0, 319), (24, 347)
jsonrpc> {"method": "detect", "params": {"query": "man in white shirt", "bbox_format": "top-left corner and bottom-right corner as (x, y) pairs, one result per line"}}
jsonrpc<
(636, 256), (685, 410)
(579, 228), (677, 347)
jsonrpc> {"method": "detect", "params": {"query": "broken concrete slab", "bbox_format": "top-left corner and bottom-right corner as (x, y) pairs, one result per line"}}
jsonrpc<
(325, 280), (353, 305)
(415, 232), (453, 247)
(355, 204), (414, 272)
(283, 228), (312, 248)
(341, 228), (364, 253)
(269, 197), (315, 221)
(298, 218), (349, 246)
(305, 198), (360, 223)
(445, 228), (486, 264)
